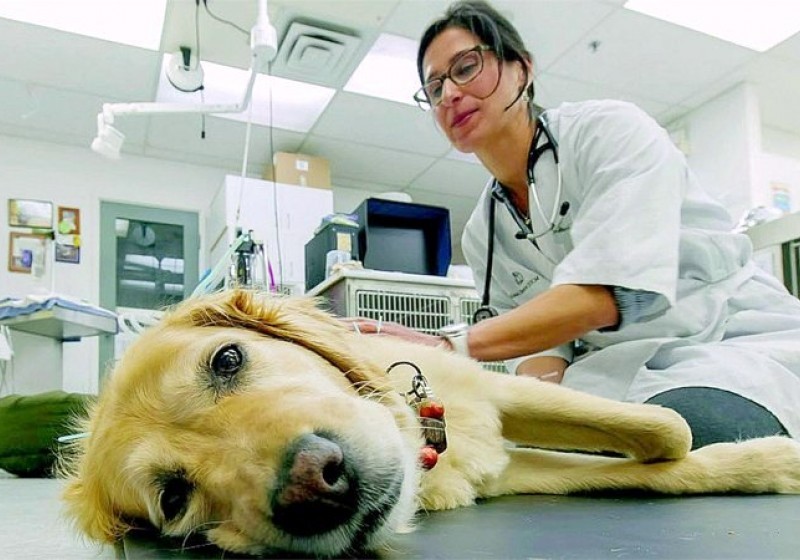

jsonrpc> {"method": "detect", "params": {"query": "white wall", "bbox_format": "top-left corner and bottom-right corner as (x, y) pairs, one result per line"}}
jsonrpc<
(763, 127), (800, 159)
(332, 185), (373, 215)
(0, 135), (387, 396)
(673, 82), (800, 221)
(0, 134), (227, 394)
(760, 127), (800, 213)
(678, 82), (762, 222)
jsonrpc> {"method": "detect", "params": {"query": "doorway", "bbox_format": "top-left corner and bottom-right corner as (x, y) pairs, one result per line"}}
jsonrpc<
(99, 202), (199, 379)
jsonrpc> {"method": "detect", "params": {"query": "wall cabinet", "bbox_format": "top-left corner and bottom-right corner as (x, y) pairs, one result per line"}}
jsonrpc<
(746, 211), (800, 297)
(206, 175), (333, 293)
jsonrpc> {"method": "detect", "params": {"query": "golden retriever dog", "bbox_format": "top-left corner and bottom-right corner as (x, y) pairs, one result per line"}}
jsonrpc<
(61, 289), (800, 557)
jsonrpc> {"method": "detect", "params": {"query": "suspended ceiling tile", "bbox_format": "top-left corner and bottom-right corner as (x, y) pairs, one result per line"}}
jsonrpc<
(405, 186), (478, 218)
(0, 121), (89, 152)
(153, 56), (337, 134)
(535, 72), (670, 121)
(311, 91), (450, 156)
(381, 0), (450, 39)
(0, 76), (40, 123)
(143, 114), (305, 164)
(0, 0), (799, 200)
(142, 145), (254, 175)
(746, 57), (800, 134)
(302, 135), (436, 188)
(0, 18), (159, 100)
(161, 0), (400, 71)
(657, 104), (693, 128)
(410, 157), (489, 198)
(330, 176), (407, 193)
(759, 90), (800, 138)
(160, 0), (253, 70)
(383, 0), (617, 72)
(270, 0), (400, 32)
(548, 9), (756, 107)
(755, 22), (800, 63)
(0, 77), (148, 148)
(493, 0), (618, 72)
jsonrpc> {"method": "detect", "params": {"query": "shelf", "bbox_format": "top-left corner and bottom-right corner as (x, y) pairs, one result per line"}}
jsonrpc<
(0, 306), (118, 341)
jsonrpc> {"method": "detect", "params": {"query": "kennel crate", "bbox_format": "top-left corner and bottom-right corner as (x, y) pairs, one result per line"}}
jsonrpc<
(307, 269), (507, 373)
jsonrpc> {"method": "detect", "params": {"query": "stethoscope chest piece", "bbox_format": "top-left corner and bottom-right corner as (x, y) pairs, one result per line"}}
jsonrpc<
(472, 305), (498, 323)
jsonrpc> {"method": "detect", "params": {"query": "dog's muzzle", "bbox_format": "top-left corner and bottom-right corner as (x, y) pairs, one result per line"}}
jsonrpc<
(271, 432), (359, 536)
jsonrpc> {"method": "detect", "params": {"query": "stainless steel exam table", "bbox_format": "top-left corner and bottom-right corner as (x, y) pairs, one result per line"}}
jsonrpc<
(119, 493), (800, 559)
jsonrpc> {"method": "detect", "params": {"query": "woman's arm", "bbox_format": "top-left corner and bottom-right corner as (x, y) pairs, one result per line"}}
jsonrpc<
(348, 283), (618, 365)
(466, 284), (618, 362)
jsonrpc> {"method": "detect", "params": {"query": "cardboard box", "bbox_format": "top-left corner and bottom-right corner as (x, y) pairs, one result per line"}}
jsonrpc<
(264, 152), (331, 189)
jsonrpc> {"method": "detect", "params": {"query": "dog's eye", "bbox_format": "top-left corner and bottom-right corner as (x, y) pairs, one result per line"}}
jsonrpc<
(160, 475), (193, 522)
(210, 344), (244, 377)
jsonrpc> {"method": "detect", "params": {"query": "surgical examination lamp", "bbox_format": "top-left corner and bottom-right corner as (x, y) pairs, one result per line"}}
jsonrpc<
(91, 0), (278, 159)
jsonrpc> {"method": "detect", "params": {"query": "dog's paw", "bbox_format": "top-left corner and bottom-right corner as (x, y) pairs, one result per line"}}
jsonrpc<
(691, 436), (800, 494)
(625, 405), (693, 462)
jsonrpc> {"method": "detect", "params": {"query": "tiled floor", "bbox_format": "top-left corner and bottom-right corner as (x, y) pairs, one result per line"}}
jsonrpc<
(0, 476), (115, 559)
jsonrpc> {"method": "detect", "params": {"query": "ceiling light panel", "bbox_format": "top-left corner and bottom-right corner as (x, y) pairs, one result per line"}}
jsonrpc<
(0, 0), (166, 50)
(624, 0), (800, 52)
(155, 55), (336, 133)
(344, 33), (420, 106)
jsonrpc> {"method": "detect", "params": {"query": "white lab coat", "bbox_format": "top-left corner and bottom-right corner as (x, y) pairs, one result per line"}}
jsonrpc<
(462, 99), (800, 438)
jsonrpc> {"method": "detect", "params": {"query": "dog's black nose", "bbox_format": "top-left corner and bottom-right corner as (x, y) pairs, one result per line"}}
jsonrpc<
(271, 433), (357, 536)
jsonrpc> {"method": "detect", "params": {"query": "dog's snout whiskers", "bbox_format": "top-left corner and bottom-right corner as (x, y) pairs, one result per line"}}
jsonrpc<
(179, 520), (227, 552)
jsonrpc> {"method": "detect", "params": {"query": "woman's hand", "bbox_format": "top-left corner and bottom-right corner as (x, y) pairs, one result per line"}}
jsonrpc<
(516, 356), (567, 384)
(342, 317), (444, 348)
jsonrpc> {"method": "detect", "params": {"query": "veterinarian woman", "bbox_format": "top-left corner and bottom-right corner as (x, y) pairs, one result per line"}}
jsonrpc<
(350, 0), (800, 449)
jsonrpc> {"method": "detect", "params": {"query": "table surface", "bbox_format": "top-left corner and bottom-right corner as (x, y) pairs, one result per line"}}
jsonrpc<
(0, 306), (118, 340)
(120, 493), (800, 559)
(0, 477), (116, 559)
(4, 476), (797, 559)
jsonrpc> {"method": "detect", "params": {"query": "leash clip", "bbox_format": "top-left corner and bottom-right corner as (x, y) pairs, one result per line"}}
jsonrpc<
(387, 361), (448, 468)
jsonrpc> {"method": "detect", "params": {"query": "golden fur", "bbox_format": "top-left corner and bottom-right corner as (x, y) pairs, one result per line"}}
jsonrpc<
(61, 289), (800, 557)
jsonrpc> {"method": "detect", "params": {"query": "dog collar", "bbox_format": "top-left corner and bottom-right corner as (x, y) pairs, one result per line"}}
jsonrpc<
(387, 361), (448, 470)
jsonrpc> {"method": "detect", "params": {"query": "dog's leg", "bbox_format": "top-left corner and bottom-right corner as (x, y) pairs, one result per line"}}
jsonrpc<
(486, 375), (691, 461)
(483, 436), (800, 497)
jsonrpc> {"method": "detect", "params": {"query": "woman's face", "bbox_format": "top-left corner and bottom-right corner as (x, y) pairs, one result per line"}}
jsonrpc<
(421, 27), (527, 153)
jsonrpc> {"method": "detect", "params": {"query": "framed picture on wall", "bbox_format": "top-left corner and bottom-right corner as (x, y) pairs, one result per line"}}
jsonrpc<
(8, 231), (49, 273)
(8, 199), (53, 229)
(55, 236), (81, 264)
(57, 206), (81, 234)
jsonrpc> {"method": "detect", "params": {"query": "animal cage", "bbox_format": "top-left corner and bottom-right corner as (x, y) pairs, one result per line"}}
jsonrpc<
(307, 269), (507, 373)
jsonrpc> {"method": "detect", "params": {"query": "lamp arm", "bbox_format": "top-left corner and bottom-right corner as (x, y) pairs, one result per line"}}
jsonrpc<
(98, 36), (264, 125)
(92, 0), (278, 156)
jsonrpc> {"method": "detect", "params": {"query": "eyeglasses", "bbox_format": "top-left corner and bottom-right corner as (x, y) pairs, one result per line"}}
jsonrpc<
(414, 45), (493, 111)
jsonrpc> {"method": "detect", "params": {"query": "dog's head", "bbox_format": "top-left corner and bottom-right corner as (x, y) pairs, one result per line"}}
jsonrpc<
(61, 290), (421, 557)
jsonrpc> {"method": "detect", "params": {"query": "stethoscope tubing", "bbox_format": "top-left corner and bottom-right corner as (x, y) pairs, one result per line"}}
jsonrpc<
(477, 112), (567, 322)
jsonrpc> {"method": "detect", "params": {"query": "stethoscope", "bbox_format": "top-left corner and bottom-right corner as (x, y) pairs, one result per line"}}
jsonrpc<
(473, 112), (571, 323)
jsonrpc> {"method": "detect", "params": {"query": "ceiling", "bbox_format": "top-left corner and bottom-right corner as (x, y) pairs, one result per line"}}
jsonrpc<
(1, 0), (800, 246)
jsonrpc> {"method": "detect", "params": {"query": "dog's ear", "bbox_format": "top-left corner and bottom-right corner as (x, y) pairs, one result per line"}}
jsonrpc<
(58, 405), (131, 543)
(168, 290), (386, 391)
(60, 430), (132, 544)
(62, 475), (129, 543)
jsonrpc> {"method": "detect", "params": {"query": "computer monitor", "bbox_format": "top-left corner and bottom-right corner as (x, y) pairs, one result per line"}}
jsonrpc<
(352, 198), (451, 277)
